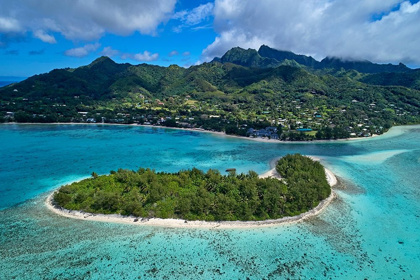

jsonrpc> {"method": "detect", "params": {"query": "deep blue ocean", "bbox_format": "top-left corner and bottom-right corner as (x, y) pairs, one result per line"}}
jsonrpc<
(0, 124), (419, 279)
(0, 81), (14, 87)
(0, 79), (25, 87)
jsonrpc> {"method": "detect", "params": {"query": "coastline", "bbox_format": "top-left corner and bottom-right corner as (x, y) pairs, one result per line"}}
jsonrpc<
(45, 158), (338, 229)
(1, 122), (385, 144)
(258, 156), (283, 179)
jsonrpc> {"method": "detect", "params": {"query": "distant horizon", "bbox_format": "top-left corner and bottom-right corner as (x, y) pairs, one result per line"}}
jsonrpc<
(0, 76), (27, 82)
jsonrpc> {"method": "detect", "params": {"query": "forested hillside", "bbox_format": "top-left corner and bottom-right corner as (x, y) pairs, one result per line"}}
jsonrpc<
(1, 45), (419, 140)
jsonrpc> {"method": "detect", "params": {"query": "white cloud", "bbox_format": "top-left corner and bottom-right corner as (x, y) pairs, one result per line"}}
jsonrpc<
(119, 50), (159, 61)
(182, 51), (191, 56)
(172, 11), (187, 21)
(0, 17), (21, 33)
(119, 50), (160, 61)
(0, 0), (177, 41)
(100, 46), (120, 57)
(64, 43), (101, 57)
(172, 2), (214, 32)
(202, 0), (420, 64)
(178, 2), (214, 25)
(191, 24), (212, 31)
(133, 51), (159, 61)
(33, 30), (56, 44)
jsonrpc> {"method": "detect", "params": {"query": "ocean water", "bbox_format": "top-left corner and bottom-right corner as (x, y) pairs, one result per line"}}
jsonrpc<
(0, 81), (12, 87)
(0, 80), (22, 87)
(0, 124), (419, 279)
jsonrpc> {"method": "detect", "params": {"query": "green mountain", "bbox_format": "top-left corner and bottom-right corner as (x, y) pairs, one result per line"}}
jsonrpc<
(258, 45), (319, 68)
(318, 57), (411, 74)
(215, 46), (307, 69)
(1, 46), (419, 140)
(0, 55), (325, 102)
(216, 45), (414, 74)
(219, 47), (280, 68)
(360, 70), (420, 90)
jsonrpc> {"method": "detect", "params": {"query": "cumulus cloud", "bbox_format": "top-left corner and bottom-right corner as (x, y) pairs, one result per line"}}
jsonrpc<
(64, 43), (101, 57)
(100, 46), (120, 57)
(133, 51), (159, 61)
(173, 2), (214, 25)
(121, 51), (159, 61)
(182, 51), (190, 56)
(172, 2), (214, 32)
(202, 0), (420, 64)
(0, 0), (177, 41)
(0, 17), (21, 33)
(33, 30), (56, 44)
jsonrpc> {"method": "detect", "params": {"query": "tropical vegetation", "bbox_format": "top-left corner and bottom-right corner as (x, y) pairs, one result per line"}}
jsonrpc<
(53, 154), (331, 221)
(2, 45), (419, 140)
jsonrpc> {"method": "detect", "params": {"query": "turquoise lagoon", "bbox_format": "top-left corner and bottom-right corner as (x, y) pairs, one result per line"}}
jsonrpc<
(0, 124), (419, 279)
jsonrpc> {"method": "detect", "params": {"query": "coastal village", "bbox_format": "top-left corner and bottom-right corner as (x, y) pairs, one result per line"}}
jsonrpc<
(1, 90), (408, 140)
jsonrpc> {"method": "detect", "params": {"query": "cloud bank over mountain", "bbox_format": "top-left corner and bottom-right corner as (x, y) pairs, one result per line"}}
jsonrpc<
(202, 0), (420, 65)
(1, 0), (419, 76)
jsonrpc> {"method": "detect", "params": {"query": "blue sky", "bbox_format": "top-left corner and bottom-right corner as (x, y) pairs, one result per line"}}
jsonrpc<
(1, 0), (419, 78)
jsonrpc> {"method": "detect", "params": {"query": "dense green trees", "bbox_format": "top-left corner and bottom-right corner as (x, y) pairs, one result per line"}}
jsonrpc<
(53, 154), (331, 221)
(315, 127), (350, 140)
(276, 154), (330, 212)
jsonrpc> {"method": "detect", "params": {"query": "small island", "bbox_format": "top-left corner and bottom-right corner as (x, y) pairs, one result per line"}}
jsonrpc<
(49, 154), (335, 226)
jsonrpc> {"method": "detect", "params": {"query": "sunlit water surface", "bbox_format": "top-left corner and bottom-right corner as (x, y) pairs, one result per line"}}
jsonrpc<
(0, 124), (419, 279)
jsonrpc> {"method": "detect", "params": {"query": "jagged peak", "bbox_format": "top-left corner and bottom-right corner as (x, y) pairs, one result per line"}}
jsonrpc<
(223, 46), (258, 56)
(258, 45), (293, 55)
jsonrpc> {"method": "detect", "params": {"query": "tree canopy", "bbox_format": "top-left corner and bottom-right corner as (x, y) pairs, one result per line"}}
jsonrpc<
(53, 154), (331, 221)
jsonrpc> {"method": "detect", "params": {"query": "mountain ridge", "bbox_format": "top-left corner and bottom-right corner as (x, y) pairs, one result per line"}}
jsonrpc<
(2, 45), (419, 101)
(216, 45), (414, 74)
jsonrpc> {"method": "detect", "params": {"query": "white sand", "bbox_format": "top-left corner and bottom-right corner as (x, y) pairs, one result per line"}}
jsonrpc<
(258, 168), (282, 180)
(46, 192), (336, 229)
(45, 156), (338, 229)
(259, 156), (283, 179)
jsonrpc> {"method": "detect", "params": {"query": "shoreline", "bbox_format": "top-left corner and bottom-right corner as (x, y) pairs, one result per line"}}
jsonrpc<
(258, 156), (283, 179)
(45, 157), (338, 229)
(1, 122), (385, 144)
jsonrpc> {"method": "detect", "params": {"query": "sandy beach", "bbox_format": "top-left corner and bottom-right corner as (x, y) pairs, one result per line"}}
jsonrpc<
(258, 156), (284, 179)
(45, 157), (338, 229)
